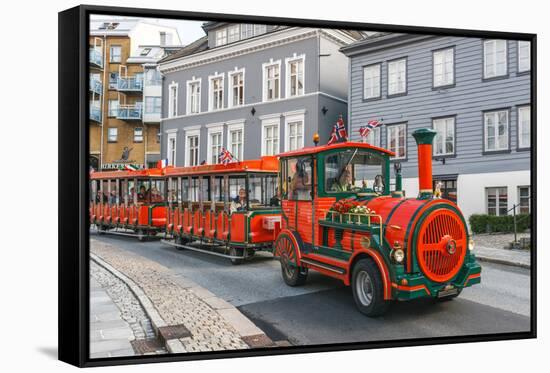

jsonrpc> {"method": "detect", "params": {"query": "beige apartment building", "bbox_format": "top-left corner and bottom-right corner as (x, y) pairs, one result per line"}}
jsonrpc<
(89, 18), (182, 170)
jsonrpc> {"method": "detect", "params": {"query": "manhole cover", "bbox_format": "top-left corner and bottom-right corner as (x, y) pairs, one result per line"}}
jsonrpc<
(158, 324), (192, 342)
(242, 334), (274, 348)
(131, 338), (166, 354)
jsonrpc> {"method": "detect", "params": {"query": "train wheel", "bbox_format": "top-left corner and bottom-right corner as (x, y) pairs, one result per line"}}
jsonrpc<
(137, 229), (147, 242)
(97, 224), (105, 235)
(229, 247), (244, 265)
(276, 234), (307, 286)
(351, 258), (390, 317)
(175, 236), (188, 250)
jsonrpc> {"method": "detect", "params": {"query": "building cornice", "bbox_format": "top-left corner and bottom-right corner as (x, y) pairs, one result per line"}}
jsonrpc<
(340, 34), (437, 56)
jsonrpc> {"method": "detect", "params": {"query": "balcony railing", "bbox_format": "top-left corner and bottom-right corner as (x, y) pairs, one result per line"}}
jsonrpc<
(90, 105), (102, 122)
(117, 77), (143, 92)
(89, 77), (103, 95)
(117, 104), (142, 120)
(89, 48), (103, 68)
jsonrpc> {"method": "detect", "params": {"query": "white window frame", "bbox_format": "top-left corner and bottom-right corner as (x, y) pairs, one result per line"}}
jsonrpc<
(228, 68), (245, 108)
(486, 187), (508, 216)
(433, 47), (455, 88)
(387, 123), (407, 159)
(285, 54), (305, 98)
(206, 124), (224, 165)
(145, 97), (161, 114)
(262, 59), (282, 102)
(166, 131), (177, 166)
(261, 116), (280, 156)
(363, 63), (381, 100)
(208, 73), (224, 111)
(108, 99), (119, 117)
(227, 25), (240, 43)
(517, 186), (531, 214)
(109, 45), (121, 63)
(361, 127), (381, 147)
(186, 77), (201, 115)
(227, 120), (245, 161)
(107, 127), (118, 142)
(433, 117), (456, 156)
(518, 41), (531, 73)
(388, 58), (407, 95)
(284, 112), (305, 152)
(484, 110), (509, 152)
(483, 39), (508, 79)
(241, 24), (254, 39)
(518, 105), (531, 149)
(168, 82), (178, 118)
(254, 24), (267, 35)
(215, 28), (227, 46)
(134, 127), (143, 143)
(184, 128), (201, 167)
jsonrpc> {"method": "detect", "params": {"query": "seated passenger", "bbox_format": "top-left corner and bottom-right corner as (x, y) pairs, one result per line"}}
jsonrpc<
(331, 167), (353, 192)
(137, 185), (148, 202)
(230, 188), (247, 213)
(270, 187), (280, 207)
(290, 161), (310, 200)
(150, 186), (163, 202)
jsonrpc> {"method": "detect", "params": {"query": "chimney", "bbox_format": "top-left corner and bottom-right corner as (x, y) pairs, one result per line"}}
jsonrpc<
(412, 128), (437, 199)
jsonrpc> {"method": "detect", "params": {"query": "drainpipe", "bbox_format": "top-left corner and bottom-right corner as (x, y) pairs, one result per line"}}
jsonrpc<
(412, 128), (437, 200)
(100, 33), (107, 170)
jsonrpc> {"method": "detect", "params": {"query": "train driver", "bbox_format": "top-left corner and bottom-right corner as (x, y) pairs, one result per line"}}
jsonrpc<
(331, 166), (353, 192)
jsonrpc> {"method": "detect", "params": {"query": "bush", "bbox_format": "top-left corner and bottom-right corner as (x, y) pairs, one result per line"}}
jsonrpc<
(468, 213), (531, 234)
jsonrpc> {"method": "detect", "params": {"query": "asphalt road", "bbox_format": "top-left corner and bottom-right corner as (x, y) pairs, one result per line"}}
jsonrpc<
(91, 232), (531, 345)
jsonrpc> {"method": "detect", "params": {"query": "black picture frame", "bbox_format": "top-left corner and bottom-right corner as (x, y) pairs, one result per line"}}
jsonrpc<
(59, 4), (537, 368)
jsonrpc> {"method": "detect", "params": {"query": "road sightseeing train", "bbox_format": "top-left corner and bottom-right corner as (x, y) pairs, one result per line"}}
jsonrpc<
(89, 128), (481, 316)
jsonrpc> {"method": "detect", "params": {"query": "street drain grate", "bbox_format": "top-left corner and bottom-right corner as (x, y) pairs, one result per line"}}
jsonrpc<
(131, 338), (166, 354)
(158, 324), (192, 342)
(242, 334), (274, 348)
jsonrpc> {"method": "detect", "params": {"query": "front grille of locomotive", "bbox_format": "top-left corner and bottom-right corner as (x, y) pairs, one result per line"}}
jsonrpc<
(416, 209), (467, 283)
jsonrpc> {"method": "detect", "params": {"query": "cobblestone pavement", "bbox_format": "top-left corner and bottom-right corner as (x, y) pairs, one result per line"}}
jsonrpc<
(473, 232), (530, 250)
(91, 239), (249, 352)
(472, 233), (531, 268)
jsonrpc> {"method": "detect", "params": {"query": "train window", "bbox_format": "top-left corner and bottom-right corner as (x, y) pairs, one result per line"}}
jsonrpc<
(128, 179), (136, 205)
(120, 179), (128, 205)
(249, 173), (278, 206)
(212, 176), (224, 202)
(189, 178), (200, 202)
(325, 150), (385, 194)
(150, 179), (165, 203)
(287, 157), (312, 201)
(229, 176), (246, 202)
(181, 177), (190, 203)
(168, 178), (179, 204)
(200, 177), (210, 202)
(136, 179), (151, 203)
(91, 180), (100, 203)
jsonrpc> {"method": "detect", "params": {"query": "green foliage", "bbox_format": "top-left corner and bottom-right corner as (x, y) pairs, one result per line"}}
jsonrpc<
(468, 213), (531, 234)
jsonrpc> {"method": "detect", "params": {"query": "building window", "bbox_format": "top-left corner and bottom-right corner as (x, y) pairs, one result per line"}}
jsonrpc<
(433, 178), (457, 203)
(484, 40), (507, 79)
(363, 64), (381, 99)
(227, 25), (240, 43)
(157, 130), (161, 143)
(107, 127), (118, 142)
(228, 125), (244, 161)
(168, 82), (178, 118)
(229, 70), (244, 107)
(109, 72), (118, 89)
(287, 120), (304, 151)
(160, 31), (172, 45)
(362, 127), (381, 147)
(186, 134), (200, 166)
(145, 97), (161, 114)
(108, 99), (119, 117)
(145, 68), (161, 85)
(167, 133), (177, 166)
(388, 58), (406, 95)
(208, 129), (223, 164)
(134, 127), (143, 142)
(186, 79), (201, 114)
(209, 74), (224, 111)
(263, 61), (281, 101)
(433, 48), (454, 87)
(387, 124), (406, 159)
(518, 105), (531, 149)
(486, 187), (508, 216)
(254, 25), (267, 35)
(518, 41), (531, 73)
(287, 56), (305, 97)
(484, 110), (509, 152)
(433, 117), (455, 156)
(262, 120), (279, 156)
(518, 186), (531, 214)
(109, 45), (121, 63)
(216, 28), (227, 46)
(241, 24), (254, 39)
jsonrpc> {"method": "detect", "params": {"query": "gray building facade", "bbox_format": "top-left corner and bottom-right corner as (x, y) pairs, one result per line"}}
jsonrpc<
(341, 34), (531, 220)
(159, 24), (360, 167)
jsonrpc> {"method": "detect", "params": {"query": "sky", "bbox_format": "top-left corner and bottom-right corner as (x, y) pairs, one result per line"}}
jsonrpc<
(90, 14), (206, 46)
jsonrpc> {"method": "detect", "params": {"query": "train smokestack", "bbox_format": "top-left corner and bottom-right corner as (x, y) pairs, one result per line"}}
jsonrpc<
(412, 128), (437, 199)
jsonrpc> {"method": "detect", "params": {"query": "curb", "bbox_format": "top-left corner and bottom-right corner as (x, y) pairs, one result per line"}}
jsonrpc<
(90, 253), (187, 353)
(474, 254), (531, 269)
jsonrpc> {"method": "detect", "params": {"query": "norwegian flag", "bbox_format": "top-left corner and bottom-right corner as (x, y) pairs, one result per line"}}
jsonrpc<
(359, 119), (382, 138)
(218, 148), (234, 165)
(327, 115), (348, 145)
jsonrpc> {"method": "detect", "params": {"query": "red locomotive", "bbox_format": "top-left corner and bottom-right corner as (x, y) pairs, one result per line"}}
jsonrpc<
(274, 128), (481, 316)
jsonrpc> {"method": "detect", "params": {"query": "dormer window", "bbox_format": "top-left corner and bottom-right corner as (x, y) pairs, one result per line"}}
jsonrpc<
(216, 29), (227, 46)
(228, 25), (240, 43)
(140, 48), (152, 56)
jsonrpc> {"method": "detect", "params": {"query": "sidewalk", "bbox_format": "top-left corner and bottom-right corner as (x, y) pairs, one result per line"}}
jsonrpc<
(91, 238), (277, 354)
(473, 233), (531, 269)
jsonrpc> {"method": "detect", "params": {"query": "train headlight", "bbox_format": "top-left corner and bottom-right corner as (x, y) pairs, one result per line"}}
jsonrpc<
(468, 238), (475, 252)
(392, 249), (405, 263)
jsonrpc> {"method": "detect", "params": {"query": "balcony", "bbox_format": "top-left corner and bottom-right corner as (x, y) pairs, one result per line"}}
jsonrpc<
(117, 104), (142, 120)
(90, 105), (102, 123)
(89, 48), (103, 68)
(117, 76), (143, 93)
(89, 77), (103, 95)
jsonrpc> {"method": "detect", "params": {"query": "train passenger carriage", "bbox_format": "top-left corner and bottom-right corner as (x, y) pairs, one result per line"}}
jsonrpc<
(274, 128), (481, 316)
(89, 168), (168, 241)
(162, 156), (280, 264)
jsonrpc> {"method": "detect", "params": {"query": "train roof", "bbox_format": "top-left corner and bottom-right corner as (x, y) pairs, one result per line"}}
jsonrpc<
(164, 156), (278, 177)
(90, 168), (165, 180)
(278, 141), (395, 158)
